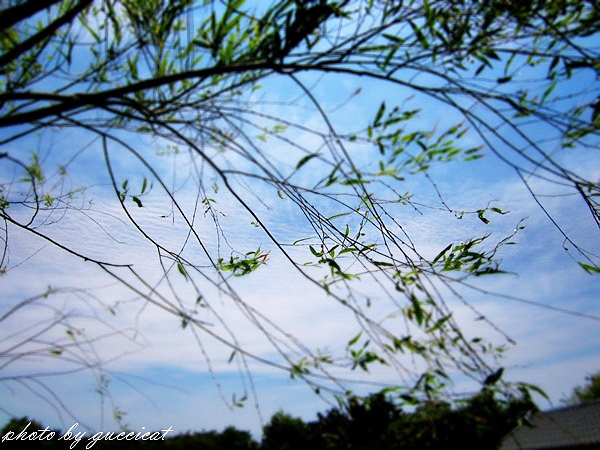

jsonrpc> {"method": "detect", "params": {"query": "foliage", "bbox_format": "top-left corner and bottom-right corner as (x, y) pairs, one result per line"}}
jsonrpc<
(385, 391), (537, 449)
(270, 391), (537, 449)
(312, 394), (404, 449)
(261, 412), (311, 450)
(0, 0), (598, 426)
(564, 370), (600, 404)
(142, 427), (259, 450)
(0, 391), (536, 450)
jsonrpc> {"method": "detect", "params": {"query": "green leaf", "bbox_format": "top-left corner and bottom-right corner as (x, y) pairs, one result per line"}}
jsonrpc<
(347, 331), (362, 347)
(517, 382), (549, 400)
(427, 314), (452, 333)
(548, 55), (560, 76)
(433, 244), (452, 264)
(292, 236), (312, 246)
(341, 178), (370, 186)
(372, 260), (394, 268)
(228, 350), (236, 363)
(327, 212), (351, 220)
(541, 81), (557, 103)
(484, 367), (504, 385)
(410, 294), (424, 326)
(408, 20), (428, 49)
(177, 262), (187, 278)
(309, 245), (322, 257)
(374, 102), (386, 126)
(132, 196), (143, 207)
(399, 394), (420, 405)
(478, 210), (490, 224)
(579, 262), (600, 274)
(296, 153), (319, 170)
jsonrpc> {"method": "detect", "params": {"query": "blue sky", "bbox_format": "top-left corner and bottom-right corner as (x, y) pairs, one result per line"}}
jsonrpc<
(1, 2), (600, 442)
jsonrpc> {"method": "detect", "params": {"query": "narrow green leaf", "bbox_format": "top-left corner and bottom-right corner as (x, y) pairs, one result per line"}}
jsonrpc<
(347, 331), (362, 347)
(410, 294), (424, 326)
(399, 394), (420, 405)
(518, 382), (549, 400)
(484, 367), (504, 385)
(374, 102), (386, 126)
(292, 236), (312, 246)
(478, 210), (489, 224)
(427, 314), (452, 333)
(327, 212), (351, 220)
(372, 260), (394, 267)
(579, 262), (600, 274)
(296, 153), (319, 170)
(341, 178), (370, 186)
(309, 246), (322, 257)
(548, 55), (560, 75)
(177, 262), (187, 277)
(433, 244), (452, 264)
(228, 350), (236, 363)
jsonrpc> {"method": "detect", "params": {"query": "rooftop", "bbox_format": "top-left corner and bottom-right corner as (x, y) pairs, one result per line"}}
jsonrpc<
(500, 400), (600, 449)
